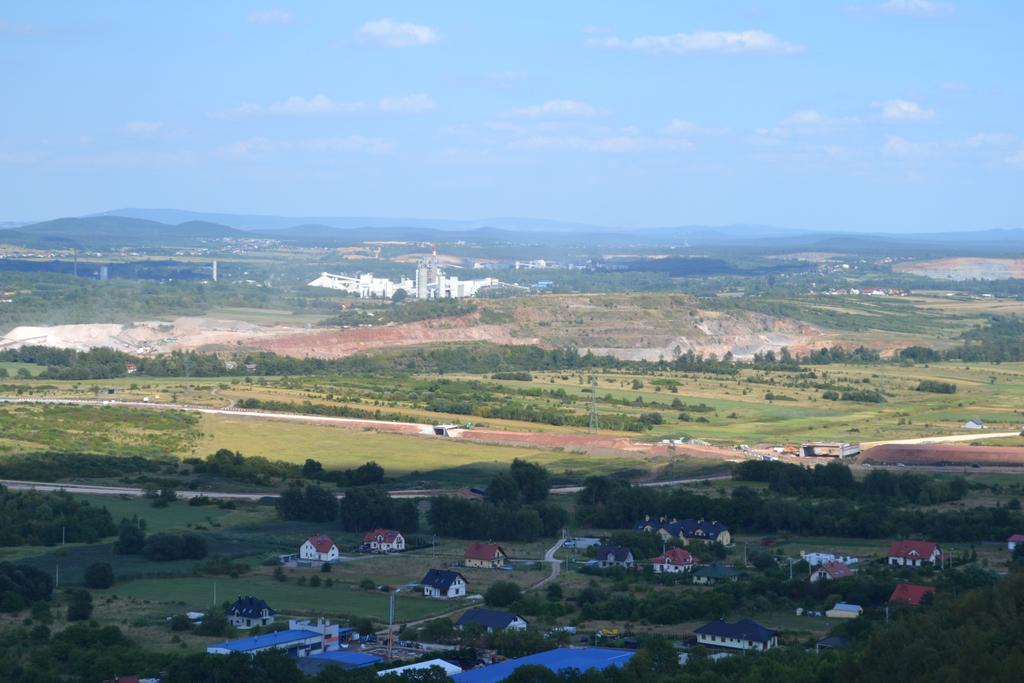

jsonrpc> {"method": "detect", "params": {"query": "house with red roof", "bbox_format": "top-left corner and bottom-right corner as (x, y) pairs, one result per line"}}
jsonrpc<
(464, 543), (508, 568)
(887, 540), (941, 567)
(809, 561), (855, 583)
(889, 583), (936, 606)
(363, 529), (405, 553)
(652, 548), (700, 574)
(299, 535), (339, 562)
(1007, 534), (1024, 551)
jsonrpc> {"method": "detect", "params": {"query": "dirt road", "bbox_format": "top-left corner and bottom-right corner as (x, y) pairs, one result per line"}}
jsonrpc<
(863, 432), (1019, 447)
(533, 538), (566, 590)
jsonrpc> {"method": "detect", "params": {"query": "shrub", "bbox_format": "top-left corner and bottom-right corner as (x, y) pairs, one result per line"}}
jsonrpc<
(83, 562), (114, 589)
(484, 581), (522, 608)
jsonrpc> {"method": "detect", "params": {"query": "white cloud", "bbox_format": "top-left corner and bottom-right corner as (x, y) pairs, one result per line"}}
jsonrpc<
(124, 121), (163, 136)
(1007, 149), (1024, 169)
(359, 18), (438, 47)
(214, 95), (364, 118)
(964, 132), (1016, 147)
(378, 94), (436, 113)
(784, 110), (828, 126)
(268, 95), (363, 115)
(506, 99), (600, 119)
(248, 9), (291, 25)
(222, 135), (392, 158)
(882, 135), (932, 157)
(588, 30), (805, 55)
(880, 0), (954, 17)
(879, 99), (935, 121)
(0, 20), (39, 35)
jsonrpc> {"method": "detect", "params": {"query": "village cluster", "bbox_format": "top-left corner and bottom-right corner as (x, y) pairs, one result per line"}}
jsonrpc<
(155, 513), (1017, 681)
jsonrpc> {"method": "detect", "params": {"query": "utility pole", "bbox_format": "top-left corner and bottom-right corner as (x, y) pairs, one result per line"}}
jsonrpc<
(387, 590), (399, 660)
(213, 581), (217, 607)
(588, 373), (598, 433)
(55, 563), (59, 588)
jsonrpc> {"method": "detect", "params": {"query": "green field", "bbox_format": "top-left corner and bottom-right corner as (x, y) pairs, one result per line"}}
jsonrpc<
(99, 574), (463, 624)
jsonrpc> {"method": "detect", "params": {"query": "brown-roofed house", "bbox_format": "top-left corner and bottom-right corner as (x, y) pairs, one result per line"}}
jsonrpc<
(888, 540), (942, 567)
(889, 583), (936, 607)
(464, 542), (508, 568)
(810, 560), (855, 583)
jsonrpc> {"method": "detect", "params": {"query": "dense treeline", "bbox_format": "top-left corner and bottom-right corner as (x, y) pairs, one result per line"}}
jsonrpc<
(0, 487), (116, 546)
(429, 460), (568, 541)
(576, 475), (1016, 541)
(0, 451), (164, 481)
(733, 460), (967, 503)
(276, 484), (421, 533)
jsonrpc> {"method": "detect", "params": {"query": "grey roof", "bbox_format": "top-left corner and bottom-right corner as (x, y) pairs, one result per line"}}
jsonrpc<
(594, 545), (633, 563)
(634, 517), (730, 540)
(422, 569), (465, 592)
(693, 564), (739, 578)
(456, 609), (525, 630)
(695, 618), (776, 644)
(225, 596), (274, 618)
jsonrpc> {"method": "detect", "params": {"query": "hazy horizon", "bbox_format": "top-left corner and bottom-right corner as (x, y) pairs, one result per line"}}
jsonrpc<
(1, 1), (1022, 232)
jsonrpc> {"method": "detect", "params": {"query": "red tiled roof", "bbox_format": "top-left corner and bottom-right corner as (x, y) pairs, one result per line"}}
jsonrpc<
(1008, 534), (1024, 542)
(653, 548), (698, 566)
(464, 542), (505, 561)
(816, 561), (854, 579)
(888, 540), (939, 560)
(889, 583), (936, 606)
(364, 528), (402, 543)
(305, 534), (336, 553)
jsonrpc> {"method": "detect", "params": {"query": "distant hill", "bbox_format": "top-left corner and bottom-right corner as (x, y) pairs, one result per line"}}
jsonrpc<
(0, 216), (243, 248)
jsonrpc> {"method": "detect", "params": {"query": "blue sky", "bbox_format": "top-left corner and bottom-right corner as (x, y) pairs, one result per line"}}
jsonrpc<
(1, 1), (1021, 231)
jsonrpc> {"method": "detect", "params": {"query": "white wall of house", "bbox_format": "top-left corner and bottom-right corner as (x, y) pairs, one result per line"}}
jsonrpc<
(299, 541), (339, 562)
(696, 633), (777, 651)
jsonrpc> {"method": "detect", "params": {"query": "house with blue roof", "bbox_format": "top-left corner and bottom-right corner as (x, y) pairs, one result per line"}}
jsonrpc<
(635, 515), (732, 545)
(294, 650), (382, 676)
(225, 595), (275, 630)
(694, 618), (778, 651)
(453, 647), (634, 682)
(456, 608), (528, 632)
(206, 618), (340, 657)
(422, 568), (467, 599)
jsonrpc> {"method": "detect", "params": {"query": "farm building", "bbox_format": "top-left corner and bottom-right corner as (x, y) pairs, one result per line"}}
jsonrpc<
(651, 548), (700, 574)
(890, 583), (936, 606)
(799, 442), (861, 458)
(810, 561), (855, 583)
(456, 608), (528, 632)
(207, 618), (339, 655)
(634, 516), (732, 545)
(463, 543), (508, 568)
(362, 529), (405, 553)
(1008, 534), (1024, 551)
(801, 551), (858, 567)
(380, 659), (463, 677)
(299, 535), (339, 562)
(225, 596), (275, 630)
(963, 419), (985, 430)
(592, 545), (635, 568)
(453, 647), (634, 682)
(692, 564), (740, 585)
(294, 651), (382, 676)
(888, 540), (942, 567)
(422, 569), (467, 599)
(826, 602), (863, 619)
(694, 619), (778, 651)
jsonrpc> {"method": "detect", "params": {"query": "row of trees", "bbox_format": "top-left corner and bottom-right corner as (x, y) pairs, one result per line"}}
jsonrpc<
(576, 474), (1015, 541)
(0, 487), (116, 547)
(276, 485), (421, 534)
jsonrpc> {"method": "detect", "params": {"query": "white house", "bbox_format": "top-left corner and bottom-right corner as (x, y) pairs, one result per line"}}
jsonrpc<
(694, 619), (778, 652)
(888, 540), (942, 567)
(422, 569), (466, 599)
(652, 548), (700, 574)
(300, 535), (339, 562)
(810, 561), (855, 583)
(964, 419), (985, 430)
(1008, 534), (1024, 551)
(800, 551), (858, 567)
(225, 596), (275, 630)
(363, 529), (405, 553)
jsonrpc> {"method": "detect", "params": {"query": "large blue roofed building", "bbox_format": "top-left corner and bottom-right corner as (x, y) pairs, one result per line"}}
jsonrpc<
(206, 629), (323, 656)
(453, 647), (634, 682)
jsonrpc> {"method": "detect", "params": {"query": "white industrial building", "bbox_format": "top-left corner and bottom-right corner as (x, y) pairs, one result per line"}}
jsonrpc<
(308, 250), (521, 300)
